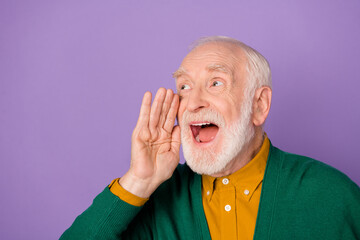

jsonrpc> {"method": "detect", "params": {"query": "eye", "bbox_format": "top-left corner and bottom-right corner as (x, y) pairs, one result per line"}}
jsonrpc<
(211, 80), (223, 87)
(181, 84), (191, 90)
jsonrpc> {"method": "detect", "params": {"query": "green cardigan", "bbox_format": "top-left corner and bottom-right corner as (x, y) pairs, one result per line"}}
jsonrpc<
(61, 144), (360, 239)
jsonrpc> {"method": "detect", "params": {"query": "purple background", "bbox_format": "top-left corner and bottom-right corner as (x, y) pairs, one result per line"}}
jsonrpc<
(1, 0), (359, 239)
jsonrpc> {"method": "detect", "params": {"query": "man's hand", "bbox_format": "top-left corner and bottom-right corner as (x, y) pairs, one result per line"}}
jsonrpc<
(119, 88), (180, 198)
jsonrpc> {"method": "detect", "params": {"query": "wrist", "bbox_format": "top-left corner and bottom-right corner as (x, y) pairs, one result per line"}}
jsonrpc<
(119, 172), (159, 198)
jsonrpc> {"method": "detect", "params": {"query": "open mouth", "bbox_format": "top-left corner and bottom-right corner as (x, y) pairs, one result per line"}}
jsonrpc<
(190, 122), (219, 143)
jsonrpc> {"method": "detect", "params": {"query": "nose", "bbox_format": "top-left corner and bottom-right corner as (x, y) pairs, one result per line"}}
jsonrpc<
(185, 88), (210, 112)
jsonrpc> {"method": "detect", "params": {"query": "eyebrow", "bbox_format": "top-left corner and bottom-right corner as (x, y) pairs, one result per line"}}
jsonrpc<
(172, 67), (188, 79)
(206, 64), (231, 75)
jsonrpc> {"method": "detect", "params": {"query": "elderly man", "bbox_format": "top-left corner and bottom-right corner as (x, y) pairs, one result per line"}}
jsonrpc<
(61, 37), (360, 240)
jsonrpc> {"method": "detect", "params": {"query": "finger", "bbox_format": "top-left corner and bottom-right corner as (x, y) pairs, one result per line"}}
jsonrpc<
(149, 88), (166, 135)
(163, 94), (179, 133)
(158, 89), (174, 128)
(135, 91), (152, 129)
(171, 125), (181, 154)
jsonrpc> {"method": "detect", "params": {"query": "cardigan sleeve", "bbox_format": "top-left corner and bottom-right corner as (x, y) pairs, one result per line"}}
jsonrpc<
(59, 187), (153, 240)
(109, 178), (148, 207)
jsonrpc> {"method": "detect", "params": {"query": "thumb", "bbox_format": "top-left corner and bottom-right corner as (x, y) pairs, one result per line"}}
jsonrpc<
(171, 125), (181, 153)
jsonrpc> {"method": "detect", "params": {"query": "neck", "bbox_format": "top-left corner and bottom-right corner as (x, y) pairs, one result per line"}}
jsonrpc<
(210, 127), (264, 178)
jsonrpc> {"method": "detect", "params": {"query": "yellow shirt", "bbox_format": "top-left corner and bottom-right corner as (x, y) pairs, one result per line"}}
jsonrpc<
(201, 137), (269, 240)
(110, 137), (270, 239)
(109, 178), (148, 207)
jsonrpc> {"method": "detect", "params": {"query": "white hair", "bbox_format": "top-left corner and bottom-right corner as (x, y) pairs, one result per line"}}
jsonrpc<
(190, 36), (272, 116)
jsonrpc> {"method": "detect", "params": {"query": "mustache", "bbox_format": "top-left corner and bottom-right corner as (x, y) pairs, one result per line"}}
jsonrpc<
(181, 109), (225, 128)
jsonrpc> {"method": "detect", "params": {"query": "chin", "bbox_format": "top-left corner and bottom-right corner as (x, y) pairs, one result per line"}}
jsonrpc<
(182, 130), (227, 175)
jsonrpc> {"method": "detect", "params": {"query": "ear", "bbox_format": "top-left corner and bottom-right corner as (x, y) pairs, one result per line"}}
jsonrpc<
(252, 86), (272, 126)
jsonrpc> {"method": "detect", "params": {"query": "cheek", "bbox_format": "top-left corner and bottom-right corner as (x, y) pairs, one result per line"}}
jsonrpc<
(177, 103), (187, 125)
(214, 101), (237, 122)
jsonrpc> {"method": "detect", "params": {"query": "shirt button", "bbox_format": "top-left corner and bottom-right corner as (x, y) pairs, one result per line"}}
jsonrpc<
(222, 178), (229, 185)
(206, 191), (210, 196)
(225, 205), (231, 212)
(244, 189), (250, 195)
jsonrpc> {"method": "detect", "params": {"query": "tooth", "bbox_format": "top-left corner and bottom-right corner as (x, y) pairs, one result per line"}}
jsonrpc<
(192, 122), (212, 126)
(195, 135), (200, 142)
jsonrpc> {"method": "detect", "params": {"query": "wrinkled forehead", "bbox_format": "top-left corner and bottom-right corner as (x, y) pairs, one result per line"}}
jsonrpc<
(175, 42), (247, 80)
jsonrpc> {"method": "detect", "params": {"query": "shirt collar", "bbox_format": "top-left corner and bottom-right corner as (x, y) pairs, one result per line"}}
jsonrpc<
(202, 135), (270, 202)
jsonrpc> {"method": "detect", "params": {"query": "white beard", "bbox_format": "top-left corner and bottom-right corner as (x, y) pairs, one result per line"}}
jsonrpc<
(180, 100), (255, 176)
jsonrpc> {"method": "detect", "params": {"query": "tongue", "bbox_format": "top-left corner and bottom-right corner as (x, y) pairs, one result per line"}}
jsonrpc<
(199, 126), (218, 142)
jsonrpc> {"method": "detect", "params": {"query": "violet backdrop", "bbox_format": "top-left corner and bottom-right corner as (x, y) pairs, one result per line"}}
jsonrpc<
(1, 0), (359, 239)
